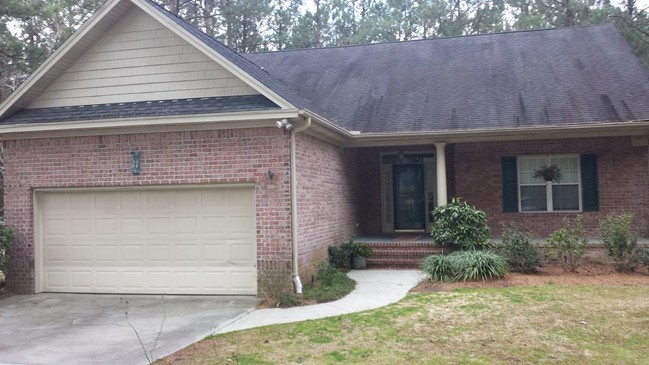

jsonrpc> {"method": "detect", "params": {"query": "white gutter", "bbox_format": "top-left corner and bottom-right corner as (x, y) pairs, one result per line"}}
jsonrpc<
(290, 116), (311, 294)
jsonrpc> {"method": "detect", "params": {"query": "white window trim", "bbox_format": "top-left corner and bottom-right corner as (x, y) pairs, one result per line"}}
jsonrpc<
(517, 154), (582, 213)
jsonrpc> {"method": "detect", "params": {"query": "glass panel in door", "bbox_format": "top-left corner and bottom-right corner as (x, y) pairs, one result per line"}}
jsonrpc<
(393, 164), (425, 230)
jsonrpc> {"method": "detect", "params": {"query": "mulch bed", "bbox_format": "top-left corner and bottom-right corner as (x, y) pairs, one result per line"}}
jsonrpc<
(413, 261), (649, 292)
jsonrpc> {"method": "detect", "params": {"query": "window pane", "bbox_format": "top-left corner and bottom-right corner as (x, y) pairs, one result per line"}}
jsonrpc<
(519, 157), (545, 184)
(551, 157), (579, 184)
(521, 186), (547, 211)
(552, 185), (579, 211)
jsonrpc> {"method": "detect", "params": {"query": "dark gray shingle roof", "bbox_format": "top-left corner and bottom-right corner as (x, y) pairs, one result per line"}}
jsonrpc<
(1, 95), (278, 125)
(246, 24), (649, 133)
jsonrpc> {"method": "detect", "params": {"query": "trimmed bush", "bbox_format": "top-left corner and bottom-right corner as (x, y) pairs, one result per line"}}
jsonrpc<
(599, 213), (640, 272)
(421, 251), (508, 282)
(430, 198), (491, 250)
(500, 225), (541, 273)
(328, 241), (353, 269)
(546, 215), (588, 272)
(0, 219), (16, 277)
(420, 254), (455, 282)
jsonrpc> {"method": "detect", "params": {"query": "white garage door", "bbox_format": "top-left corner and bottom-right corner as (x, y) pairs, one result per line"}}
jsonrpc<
(36, 186), (256, 295)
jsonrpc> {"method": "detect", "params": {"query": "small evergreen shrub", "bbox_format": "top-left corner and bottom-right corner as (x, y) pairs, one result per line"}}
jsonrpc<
(421, 251), (508, 282)
(328, 241), (353, 269)
(0, 219), (16, 277)
(450, 250), (508, 282)
(500, 225), (541, 273)
(314, 261), (339, 286)
(640, 249), (649, 268)
(431, 198), (491, 250)
(348, 241), (372, 258)
(599, 213), (640, 272)
(546, 215), (588, 272)
(420, 254), (455, 282)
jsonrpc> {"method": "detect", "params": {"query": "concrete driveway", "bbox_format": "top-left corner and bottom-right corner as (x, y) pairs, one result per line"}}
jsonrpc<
(0, 293), (258, 365)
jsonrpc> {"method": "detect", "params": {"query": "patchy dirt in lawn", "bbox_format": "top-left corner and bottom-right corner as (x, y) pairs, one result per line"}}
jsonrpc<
(413, 262), (649, 292)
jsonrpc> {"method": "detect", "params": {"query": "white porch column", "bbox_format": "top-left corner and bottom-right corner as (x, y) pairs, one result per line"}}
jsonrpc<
(435, 143), (448, 207)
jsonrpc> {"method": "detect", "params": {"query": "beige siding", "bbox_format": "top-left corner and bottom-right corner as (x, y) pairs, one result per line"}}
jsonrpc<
(29, 7), (257, 109)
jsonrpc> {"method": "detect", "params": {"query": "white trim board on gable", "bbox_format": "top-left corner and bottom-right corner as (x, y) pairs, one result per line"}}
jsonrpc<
(28, 7), (258, 108)
(0, 0), (297, 119)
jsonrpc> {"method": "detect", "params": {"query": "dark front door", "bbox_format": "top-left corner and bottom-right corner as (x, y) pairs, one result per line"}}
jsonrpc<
(393, 164), (425, 230)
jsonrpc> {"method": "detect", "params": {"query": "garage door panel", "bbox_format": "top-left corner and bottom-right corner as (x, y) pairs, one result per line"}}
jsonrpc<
(38, 187), (257, 295)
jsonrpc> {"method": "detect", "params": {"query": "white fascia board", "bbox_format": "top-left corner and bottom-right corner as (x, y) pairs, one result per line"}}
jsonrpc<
(0, 109), (299, 136)
(133, 0), (295, 110)
(341, 121), (649, 147)
(0, 0), (124, 118)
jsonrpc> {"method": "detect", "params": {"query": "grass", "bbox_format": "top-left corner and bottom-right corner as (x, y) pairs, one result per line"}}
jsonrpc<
(157, 284), (649, 364)
(272, 271), (356, 307)
(302, 271), (356, 303)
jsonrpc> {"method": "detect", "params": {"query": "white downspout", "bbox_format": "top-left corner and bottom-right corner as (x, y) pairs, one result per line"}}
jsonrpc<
(290, 117), (311, 293)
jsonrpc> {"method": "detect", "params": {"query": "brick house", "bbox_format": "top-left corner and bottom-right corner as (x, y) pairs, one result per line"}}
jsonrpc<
(1, 0), (648, 296)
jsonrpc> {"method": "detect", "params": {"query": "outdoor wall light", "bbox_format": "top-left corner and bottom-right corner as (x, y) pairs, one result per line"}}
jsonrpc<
(267, 170), (274, 180)
(275, 119), (293, 130)
(130, 151), (141, 175)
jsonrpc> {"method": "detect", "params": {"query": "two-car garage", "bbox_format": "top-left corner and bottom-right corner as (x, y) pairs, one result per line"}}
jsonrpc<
(34, 186), (257, 295)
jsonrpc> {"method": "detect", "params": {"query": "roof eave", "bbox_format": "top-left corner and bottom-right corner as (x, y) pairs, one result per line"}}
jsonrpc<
(0, 108), (300, 139)
(340, 120), (649, 147)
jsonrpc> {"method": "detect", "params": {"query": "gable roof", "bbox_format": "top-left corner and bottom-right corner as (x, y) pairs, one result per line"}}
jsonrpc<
(0, 0), (320, 123)
(1, 0), (648, 140)
(246, 24), (649, 133)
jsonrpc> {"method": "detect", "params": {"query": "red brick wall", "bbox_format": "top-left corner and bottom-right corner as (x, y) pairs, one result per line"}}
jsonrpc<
(3, 128), (293, 294)
(295, 133), (359, 281)
(455, 136), (649, 237)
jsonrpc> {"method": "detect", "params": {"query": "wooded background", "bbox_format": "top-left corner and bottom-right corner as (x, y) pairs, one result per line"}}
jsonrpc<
(2, 0), (649, 102)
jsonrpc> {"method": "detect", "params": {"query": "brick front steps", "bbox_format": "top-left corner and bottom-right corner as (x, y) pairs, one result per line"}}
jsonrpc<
(367, 241), (450, 269)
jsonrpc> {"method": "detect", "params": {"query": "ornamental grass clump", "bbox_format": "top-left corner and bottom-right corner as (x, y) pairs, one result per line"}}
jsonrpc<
(450, 250), (508, 282)
(421, 251), (508, 282)
(420, 254), (455, 282)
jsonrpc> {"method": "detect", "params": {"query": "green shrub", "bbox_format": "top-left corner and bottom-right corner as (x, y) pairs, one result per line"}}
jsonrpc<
(421, 251), (508, 282)
(420, 254), (455, 282)
(640, 249), (649, 267)
(500, 225), (541, 273)
(328, 241), (352, 269)
(349, 241), (372, 258)
(450, 250), (508, 282)
(599, 213), (640, 272)
(314, 261), (339, 286)
(546, 215), (588, 272)
(430, 198), (491, 250)
(276, 292), (302, 307)
(0, 219), (16, 276)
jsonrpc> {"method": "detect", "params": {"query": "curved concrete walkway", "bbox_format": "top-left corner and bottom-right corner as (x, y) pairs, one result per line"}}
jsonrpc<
(215, 269), (424, 334)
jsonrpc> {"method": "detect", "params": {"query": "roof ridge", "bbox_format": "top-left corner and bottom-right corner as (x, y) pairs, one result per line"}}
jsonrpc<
(246, 23), (616, 55)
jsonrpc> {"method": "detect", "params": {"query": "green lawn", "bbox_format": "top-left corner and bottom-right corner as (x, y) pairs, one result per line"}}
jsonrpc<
(158, 284), (649, 364)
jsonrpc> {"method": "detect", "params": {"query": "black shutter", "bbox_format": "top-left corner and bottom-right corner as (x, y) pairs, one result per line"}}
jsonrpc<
(502, 157), (518, 212)
(581, 154), (599, 211)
